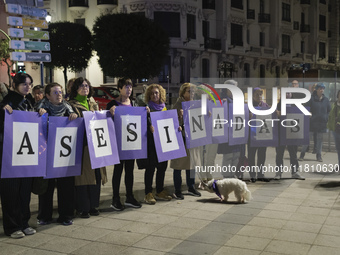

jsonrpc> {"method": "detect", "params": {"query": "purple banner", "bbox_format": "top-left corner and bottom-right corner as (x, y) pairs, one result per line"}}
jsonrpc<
(114, 107), (147, 160)
(280, 106), (310, 146)
(1, 110), (47, 178)
(46, 117), (84, 178)
(83, 110), (120, 169)
(150, 109), (187, 162)
(182, 100), (212, 149)
(208, 100), (228, 144)
(250, 108), (279, 147)
(228, 104), (249, 146)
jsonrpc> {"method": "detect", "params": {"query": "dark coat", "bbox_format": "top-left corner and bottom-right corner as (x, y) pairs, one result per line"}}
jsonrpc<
(306, 91), (331, 133)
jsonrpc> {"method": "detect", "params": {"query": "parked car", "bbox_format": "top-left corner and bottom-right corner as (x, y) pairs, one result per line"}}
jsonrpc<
(93, 86), (120, 109)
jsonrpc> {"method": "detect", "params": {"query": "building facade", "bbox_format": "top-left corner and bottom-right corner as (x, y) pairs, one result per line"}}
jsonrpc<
(1, 0), (339, 103)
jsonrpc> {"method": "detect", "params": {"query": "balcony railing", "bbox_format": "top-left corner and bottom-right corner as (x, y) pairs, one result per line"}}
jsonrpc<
(300, 0), (311, 5)
(204, 37), (221, 51)
(282, 48), (291, 54)
(202, 0), (215, 10)
(320, 0), (326, 5)
(69, 0), (88, 7)
(247, 9), (255, 19)
(97, 0), (117, 5)
(300, 24), (310, 33)
(258, 13), (270, 23)
(328, 56), (336, 63)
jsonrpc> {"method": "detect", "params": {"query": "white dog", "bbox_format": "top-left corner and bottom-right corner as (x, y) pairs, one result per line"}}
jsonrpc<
(200, 178), (252, 203)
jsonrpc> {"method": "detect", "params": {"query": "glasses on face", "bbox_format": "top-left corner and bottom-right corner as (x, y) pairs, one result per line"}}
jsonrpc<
(292, 83), (299, 85)
(80, 84), (89, 89)
(53, 91), (63, 95)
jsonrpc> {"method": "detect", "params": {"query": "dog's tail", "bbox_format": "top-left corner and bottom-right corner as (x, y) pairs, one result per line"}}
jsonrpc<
(244, 188), (252, 202)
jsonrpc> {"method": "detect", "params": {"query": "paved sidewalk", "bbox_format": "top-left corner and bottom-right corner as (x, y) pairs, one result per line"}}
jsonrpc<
(0, 147), (340, 255)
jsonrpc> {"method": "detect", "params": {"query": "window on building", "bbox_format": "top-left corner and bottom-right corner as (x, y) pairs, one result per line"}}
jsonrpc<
(260, 0), (264, 13)
(244, 63), (250, 85)
(319, 42), (326, 58)
(203, 20), (209, 38)
(202, 59), (210, 78)
(187, 14), (196, 39)
(282, 3), (291, 22)
(247, 29), (250, 44)
(259, 32), (265, 47)
(154, 12), (180, 37)
(231, 23), (243, 46)
(158, 56), (171, 83)
(319, 15), (326, 31)
(275, 66), (280, 85)
(260, 64), (265, 84)
(282, 34), (291, 53)
(301, 41), (305, 53)
(231, 0), (243, 9)
(180, 57), (186, 83)
(301, 12), (305, 25)
(74, 18), (85, 25)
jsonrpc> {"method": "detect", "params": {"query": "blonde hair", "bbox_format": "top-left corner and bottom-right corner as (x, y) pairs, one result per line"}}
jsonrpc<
(145, 84), (166, 104)
(179, 83), (196, 98)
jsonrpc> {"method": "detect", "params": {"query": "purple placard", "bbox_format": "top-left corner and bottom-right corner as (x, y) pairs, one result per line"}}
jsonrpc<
(280, 106), (310, 146)
(46, 116), (85, 178)
(1, 110), (47, 178)
(114, 107), (147, 160)
(150, 109), (187, 162)
(182, 100), (212, 149)
(208, 100), (228, 144)
(83, 110), (120, 169)
(228, 104), (249, 146)
(250, 108), (279, 147)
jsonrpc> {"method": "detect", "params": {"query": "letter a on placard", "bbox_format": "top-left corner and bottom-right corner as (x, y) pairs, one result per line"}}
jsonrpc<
(53, 127), (77, 167)
(156, 118), (179, 153)
(90, 119), (112, 158)
(12, 122), (39, 166)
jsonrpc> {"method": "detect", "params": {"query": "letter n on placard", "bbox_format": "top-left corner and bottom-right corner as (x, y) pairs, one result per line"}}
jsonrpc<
(12, 122), (39, 166)
(189, 108), (206, 140)
(53, 127), (77, 168)
(90, 119), (112, 158)
(121, 115), (141, 150)
(156, 118), (179, 153)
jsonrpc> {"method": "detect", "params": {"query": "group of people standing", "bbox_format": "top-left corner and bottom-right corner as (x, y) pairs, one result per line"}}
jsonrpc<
(0, 73), (338, 240)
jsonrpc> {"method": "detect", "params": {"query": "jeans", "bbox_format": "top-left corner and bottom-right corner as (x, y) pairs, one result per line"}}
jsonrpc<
(276, 145), (299, 174)
(173, 169), (195, 192)
(248, 146), (267, 178)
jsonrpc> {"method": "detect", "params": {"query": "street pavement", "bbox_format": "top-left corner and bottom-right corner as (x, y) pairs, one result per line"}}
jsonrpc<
(0, 146), (340, 255)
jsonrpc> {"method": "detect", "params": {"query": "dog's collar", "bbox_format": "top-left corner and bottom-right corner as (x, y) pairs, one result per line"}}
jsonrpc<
(212, 180), (222, 199)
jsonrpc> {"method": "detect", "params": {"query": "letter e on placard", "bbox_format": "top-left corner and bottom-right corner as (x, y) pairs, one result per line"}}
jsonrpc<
(156, 118), (179, 153)
(121, 115), (141, 150)
(12, 122), (39, 166)
(53, 127), (77, 168)
(90, 119), (112, 158)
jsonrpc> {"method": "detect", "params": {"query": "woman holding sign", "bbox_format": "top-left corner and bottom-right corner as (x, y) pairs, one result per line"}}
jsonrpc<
(69, 77), (107, 218)
(171, 83), (201, 199)
(107, 78), (142, 210)
(143, 84), (172, 204)
(36, 83), (78, 226)
(0, 73), (42, 238)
